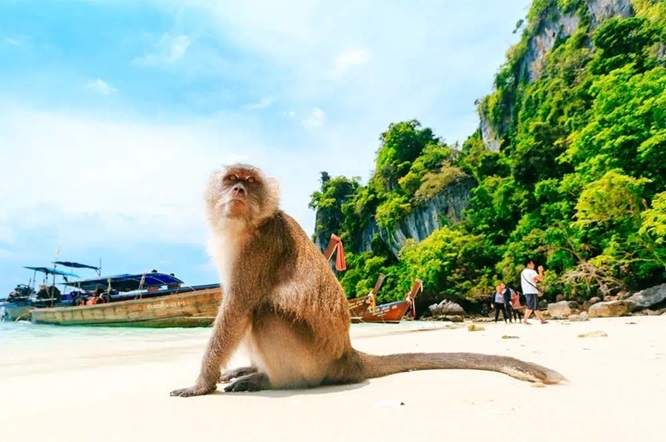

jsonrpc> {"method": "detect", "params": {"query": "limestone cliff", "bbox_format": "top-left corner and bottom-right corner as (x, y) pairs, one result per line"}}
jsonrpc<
(313, 176), (475, 258)
(479, 0), (635, 151)
(357, 177), (475, 257)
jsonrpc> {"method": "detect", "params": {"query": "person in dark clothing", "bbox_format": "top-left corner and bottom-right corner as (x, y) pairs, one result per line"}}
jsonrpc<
(499, 282), (514, 323)
(36, 284), (50, 300)
(491, 285), (508, 323)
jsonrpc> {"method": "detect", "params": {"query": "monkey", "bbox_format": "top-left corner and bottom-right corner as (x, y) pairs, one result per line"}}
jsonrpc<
(170, 163), (565, 397)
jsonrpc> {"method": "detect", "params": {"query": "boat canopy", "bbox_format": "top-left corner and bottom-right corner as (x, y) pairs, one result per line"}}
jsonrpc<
(24, 266), (80, 278)
(54, 261), (101, 271)
(64, 272), (184, 292)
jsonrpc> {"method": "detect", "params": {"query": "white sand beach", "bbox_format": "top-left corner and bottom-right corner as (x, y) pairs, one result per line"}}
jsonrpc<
(1, 316), (664, 442)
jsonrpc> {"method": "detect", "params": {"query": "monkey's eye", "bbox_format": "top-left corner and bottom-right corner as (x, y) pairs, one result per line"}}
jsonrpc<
(227, 174), (238, 181)
(247, 176), (255, 183)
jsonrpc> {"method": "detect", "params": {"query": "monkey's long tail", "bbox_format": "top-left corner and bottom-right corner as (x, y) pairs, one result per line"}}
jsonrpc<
(358, 351), (566, 385)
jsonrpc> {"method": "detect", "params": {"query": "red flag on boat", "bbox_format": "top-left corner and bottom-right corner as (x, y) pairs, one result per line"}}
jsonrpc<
(334, 237), (346, 271)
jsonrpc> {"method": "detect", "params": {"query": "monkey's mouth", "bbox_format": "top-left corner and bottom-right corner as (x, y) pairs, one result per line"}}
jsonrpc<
(227, 198), (250, 215)
(229, 197), (248, 206)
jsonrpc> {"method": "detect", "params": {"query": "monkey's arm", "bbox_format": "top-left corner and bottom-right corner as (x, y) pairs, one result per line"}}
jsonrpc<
(170, 306), (251, 397)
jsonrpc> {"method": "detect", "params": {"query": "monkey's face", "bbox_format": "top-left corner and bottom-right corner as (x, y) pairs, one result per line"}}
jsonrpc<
(222, 170), (256, 217)
(205, 163), (279, 230)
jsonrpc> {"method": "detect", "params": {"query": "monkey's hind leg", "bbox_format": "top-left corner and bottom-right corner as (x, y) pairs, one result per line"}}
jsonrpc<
(224, 372), (271, 393)
(219, 366), (258, 383)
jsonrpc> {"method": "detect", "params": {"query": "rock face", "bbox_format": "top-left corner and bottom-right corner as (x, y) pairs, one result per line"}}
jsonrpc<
(358, 177), (475, 257)
(480, 115), (501, 152)
(478, 0), (636, 151)
(520, 12), (580, 83)
(624, 283), (666, 312)
(547, 301), (572, 319)
(522, 0), (634, 84)
(588, 301), (629, 318)
(429, 300), (466, 317)
(568, 311), (590, 322)
(587, 0), (634, 28)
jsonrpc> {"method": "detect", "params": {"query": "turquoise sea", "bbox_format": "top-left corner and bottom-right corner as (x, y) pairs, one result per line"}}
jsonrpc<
(0, 319), (214, 378)
(0, 317), (444, 379)
(0, 319), (212, 352)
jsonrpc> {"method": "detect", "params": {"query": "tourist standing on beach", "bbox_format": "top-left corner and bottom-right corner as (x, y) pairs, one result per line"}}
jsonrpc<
(510, 289), (524, 322)
(499, 282), (514, 323)
(492, 285), (509, 323)
(520, 259), (547, 324)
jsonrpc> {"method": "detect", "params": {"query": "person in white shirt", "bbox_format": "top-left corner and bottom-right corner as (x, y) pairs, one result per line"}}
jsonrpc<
(520, 259), (547, 324)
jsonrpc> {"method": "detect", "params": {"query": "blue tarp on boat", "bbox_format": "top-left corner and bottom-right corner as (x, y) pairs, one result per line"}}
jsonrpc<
(64, 272), (184, 292)
(54, 261), (101, 271)
(23, 266), (80, 278)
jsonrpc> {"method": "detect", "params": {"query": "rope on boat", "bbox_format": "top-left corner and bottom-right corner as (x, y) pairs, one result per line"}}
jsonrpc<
(15, 308), (34, 321)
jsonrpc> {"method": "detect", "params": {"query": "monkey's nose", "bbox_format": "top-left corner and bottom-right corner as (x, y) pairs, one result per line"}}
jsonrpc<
(232, 185), (246, 196)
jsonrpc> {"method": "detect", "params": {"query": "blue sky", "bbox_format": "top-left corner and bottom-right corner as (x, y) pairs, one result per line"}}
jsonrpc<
(0, 0), (531, 295)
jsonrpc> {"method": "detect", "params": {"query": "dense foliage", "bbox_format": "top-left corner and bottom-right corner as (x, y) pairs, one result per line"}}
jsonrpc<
(309, 0), (666, 313)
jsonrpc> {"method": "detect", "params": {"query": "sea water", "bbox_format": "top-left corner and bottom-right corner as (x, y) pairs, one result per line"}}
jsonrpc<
(0, 319), (212, 351)
(0, 320), (214, 377)
(0, 318), (444, 379)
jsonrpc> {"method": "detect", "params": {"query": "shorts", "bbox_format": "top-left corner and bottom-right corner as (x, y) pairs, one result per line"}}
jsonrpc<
(525, 293), (538, 310)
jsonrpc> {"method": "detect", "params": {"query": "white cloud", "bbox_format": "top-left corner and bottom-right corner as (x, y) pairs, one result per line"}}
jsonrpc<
(243, 96), (275, 111)
(85, 78), (117, 95)
(134, 33), (191, 65)
(333, 48), (370, 77)
(302, 107), (325, 127)
(0, 105), (335, 252)
(2, 36), (24, 46)
(152, 0), (531, 145)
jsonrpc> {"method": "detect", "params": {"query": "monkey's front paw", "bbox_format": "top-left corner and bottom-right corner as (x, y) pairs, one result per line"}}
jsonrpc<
(170, 384), (216, 397)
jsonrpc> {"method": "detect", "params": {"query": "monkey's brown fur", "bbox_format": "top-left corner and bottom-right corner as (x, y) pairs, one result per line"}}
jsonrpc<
(170, 163), (565, 397)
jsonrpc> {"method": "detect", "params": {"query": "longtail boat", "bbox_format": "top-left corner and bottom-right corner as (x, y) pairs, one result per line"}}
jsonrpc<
(354, 279), (424, 324)
(321, 234), (413, 322)
(29, 281), (222, 327)
(348, 273), (386, 321)
(1, 262), (93, 321)
(28, 270), (222, 327)
(1, 284), (34, 322)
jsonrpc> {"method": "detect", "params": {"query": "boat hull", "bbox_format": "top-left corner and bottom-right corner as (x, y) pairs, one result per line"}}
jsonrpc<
(352, 299), (413, 324)
(347, 296), (371, 322)
(2, 302), (33, 321)
(29, 286), (222, 328)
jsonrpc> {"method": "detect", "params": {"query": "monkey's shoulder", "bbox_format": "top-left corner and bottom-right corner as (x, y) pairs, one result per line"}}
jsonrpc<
(247, 209), (328, 270)
(254, 211), (309, 245)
